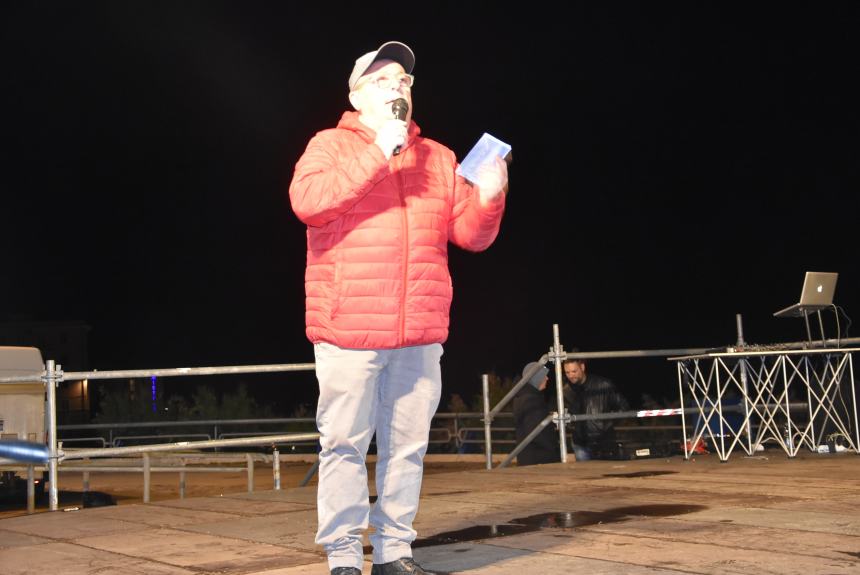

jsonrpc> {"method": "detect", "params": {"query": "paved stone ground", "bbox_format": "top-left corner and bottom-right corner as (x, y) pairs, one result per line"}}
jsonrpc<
(1, 451), (859, 574)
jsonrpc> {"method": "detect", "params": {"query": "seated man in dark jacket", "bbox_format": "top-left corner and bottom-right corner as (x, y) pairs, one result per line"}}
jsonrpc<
(512, 362), (559, 466)
(562, 357), (629, 461)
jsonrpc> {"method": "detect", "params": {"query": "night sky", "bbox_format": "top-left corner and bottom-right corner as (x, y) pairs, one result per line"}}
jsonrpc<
(3, 2), (858, 412)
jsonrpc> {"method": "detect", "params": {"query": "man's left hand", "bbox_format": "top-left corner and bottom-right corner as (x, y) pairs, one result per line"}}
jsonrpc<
(476, 156), (508, 206)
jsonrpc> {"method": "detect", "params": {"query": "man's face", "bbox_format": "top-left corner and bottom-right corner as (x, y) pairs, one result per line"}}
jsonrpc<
(349, 60), (413, 129)
(563, 361), (586, 385)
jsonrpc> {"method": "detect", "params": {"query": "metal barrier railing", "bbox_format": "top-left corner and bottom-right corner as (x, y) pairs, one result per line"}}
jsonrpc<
(0, 360), (317, 511)
(53, 412), (505, 491)
(59, 417), (461, 449)
(111, 434), (212, 447)
(483, 323), (860, 469)
(59, 433), (321, 503)
(61, 454), (265, 502)
(55, 436), (108, 448)
(2, 394), (508, 512)
(58, 417), (318, 446)
(482, 323), (718, 469)
(15, 323), (839, 512)
(457, 426), (515, 445)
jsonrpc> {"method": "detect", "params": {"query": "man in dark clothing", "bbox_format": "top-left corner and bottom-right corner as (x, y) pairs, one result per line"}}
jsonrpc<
(562, 358), (629, 461)
(512, 362), (559, 466)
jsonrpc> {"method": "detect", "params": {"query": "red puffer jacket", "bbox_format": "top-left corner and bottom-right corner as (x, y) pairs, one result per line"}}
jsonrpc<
(289, 111), (505, 349)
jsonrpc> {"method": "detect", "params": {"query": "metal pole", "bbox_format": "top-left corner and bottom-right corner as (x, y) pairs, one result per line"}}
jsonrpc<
(848, 354), (859, 453)
(273, 449), (281, 490)
(786, 356), (797, 457)
(44, 360), (60, 511)
(143, 453), (151, 503)
(816, 310), (826, 343)
(482, 374), (492, 470)
(778, 356), (794, 458)
(61, 432), (321, 460)
(736, 314), (754, 455)
(50, 363), (318, 382)
(27, 465), (35, 514)
(82, 471), (90, 493)
(300, 459), (320, 487)
(246, 453), (254, 493)
(715, 359), (727, 461)
(179, 471), (186, 499)
(498, 413), (555, 469)
(803, 312), (813, 343)
(489, 354), (550, 419)
(735, 313), (745, 347)
(551, 324), (568, 463)
(805, 356), (816, 450)
(678, 361), (690, 460)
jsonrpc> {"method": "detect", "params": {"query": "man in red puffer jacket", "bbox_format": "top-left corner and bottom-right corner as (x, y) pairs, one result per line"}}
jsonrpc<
(289, 41), (507, 575)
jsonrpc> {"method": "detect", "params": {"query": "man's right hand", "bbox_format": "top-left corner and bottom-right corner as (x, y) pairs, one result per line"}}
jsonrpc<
(374, 119), (408, 159)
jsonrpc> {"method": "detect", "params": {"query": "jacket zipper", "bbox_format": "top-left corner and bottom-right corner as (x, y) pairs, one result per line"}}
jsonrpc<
(397, 154), (408, 346)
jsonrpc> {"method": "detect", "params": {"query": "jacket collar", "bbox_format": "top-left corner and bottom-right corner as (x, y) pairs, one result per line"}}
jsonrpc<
(337, 111), (421, 148)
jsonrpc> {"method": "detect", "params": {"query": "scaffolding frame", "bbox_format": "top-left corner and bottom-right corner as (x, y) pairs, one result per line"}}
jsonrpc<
(673, 348), (859, 461)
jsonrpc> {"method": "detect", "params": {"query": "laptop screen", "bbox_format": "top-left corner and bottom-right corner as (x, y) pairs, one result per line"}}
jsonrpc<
(798, 271), (838, 307)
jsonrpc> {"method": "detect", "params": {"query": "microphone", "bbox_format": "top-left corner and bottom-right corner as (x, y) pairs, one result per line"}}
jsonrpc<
(391, 98), (408, 155)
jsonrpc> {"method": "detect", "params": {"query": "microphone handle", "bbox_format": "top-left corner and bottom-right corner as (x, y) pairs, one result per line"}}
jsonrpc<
(392, 98), (408, 156)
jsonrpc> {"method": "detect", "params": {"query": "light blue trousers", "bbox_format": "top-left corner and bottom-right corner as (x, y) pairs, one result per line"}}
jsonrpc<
(313, 342), (443, 570)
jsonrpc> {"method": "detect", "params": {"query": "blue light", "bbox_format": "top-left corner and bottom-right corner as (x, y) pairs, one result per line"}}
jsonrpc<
(151, 375), (157, 413)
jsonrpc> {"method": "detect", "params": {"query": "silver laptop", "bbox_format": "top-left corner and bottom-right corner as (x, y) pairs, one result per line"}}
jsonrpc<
(773, 271), (838, 318)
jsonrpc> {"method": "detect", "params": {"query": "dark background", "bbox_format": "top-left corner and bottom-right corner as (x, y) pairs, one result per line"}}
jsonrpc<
(3, 2), (858, 413)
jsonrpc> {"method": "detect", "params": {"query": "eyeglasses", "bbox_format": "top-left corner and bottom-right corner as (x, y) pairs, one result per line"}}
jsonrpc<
(359, 73), (415, 91)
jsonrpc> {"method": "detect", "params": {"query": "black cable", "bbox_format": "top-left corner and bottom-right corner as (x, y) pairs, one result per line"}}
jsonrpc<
(835, 305), (852, 339)
(831, 304), (841, 348)
(817, 310), (852, 448)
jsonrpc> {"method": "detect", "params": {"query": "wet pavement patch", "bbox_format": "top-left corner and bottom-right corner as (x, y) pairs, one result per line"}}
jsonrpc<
(427, 490), (472, 496)
(413, 504), (707, 548)
(82, 491), (117, 508)
(0, 489), (118, 513)
(602, 471), (679, 478)
(371, 490), (471, 504)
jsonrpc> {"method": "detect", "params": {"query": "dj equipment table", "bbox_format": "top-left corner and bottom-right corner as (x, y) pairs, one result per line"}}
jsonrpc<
(671, 348), (858, 461)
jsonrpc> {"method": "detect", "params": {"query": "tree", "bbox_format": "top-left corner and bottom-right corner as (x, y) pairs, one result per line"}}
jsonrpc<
(471, 372), (515, 413)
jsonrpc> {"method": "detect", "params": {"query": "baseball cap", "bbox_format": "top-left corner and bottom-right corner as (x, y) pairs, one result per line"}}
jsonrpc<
(348, 41), (415, 91)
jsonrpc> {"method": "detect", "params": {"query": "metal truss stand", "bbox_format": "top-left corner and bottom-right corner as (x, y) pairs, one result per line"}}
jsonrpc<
(673, 348), (859, 462)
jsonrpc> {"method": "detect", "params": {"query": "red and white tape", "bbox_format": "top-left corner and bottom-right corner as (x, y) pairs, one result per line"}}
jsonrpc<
(636, 408), (683, 418)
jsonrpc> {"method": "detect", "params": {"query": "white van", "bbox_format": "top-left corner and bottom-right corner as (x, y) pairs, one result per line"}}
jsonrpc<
(0, 346), (46, 498)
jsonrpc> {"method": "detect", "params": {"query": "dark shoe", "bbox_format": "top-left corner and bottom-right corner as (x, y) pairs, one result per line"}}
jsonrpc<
(371, 557), (436, 575)
(331, 568), (362, 575)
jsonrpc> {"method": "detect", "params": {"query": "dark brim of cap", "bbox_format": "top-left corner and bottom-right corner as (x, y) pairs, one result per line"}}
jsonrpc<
(374, 41), (415, 75)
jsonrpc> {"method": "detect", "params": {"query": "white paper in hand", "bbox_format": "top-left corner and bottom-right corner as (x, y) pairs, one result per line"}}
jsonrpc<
(456, 133), (511, 183)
